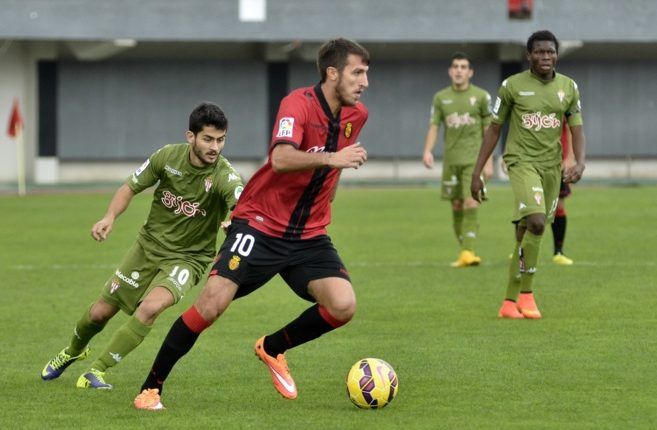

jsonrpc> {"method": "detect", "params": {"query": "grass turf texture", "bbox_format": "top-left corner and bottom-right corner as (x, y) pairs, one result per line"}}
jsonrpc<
(1, 184), (656, 429)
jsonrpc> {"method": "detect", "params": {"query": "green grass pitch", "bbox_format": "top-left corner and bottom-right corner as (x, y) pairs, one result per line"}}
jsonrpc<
(1, 184), (656, 429)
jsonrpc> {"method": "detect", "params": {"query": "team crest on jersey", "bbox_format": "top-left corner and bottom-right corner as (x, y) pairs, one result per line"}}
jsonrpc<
(344, 122), (352, 138)
(276, 117), (294, 138)
(557, 90), (565, 103)
(110, 279), (120, 294)
(469, 96), (477, 106)
(534, 192), (542, 205)
(228, 255), (241, 271)
(204, 177), (213, 192)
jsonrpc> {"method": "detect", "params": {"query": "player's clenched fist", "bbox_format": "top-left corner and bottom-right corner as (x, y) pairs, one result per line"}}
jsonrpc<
(329, 142), (367, 169)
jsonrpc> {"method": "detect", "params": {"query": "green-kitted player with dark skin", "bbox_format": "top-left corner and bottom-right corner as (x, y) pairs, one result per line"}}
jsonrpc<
(423, 52), (492, 267)
(471, 30), (586, 319)
(41, 103), (243, 388)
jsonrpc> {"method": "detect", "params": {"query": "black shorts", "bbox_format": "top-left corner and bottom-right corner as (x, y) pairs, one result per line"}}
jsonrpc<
(559, 179), (572, 198)
(210, 219), (350, 302)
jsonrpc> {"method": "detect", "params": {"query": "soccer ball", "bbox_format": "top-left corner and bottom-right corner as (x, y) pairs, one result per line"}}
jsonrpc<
(346, 358), (398, 409)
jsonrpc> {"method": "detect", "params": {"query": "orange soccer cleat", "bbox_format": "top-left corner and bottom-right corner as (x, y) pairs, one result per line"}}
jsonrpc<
(517, 292), (542, 319)
(134, 388), (165, 411)
(254, 336), (297, 399)
(498, 300), (525, 319)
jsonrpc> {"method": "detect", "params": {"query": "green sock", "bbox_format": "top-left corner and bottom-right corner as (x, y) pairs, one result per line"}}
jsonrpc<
(461, 208), (479, 251)
(67, 306), (106, 356)
(505, 242), (522, 301)
(91, 315), (152, 372)
(452, 209), (464, 244)
(519, 231), (543, 294)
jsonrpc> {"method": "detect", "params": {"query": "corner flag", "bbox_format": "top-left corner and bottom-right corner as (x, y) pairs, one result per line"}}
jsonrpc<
(7, 98), (23, 138)
(7, 98), (26, 196)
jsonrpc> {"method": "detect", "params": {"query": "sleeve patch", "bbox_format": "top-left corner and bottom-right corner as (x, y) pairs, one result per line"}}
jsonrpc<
(135, 159), (150, 177)
(275, 117), (294, 138)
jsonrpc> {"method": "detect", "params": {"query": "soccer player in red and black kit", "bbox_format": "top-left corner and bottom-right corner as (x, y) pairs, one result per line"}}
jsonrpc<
(134, 38), (370, 410)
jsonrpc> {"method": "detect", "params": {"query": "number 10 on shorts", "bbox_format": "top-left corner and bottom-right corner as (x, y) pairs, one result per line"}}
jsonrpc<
(230, 233), (255, 257)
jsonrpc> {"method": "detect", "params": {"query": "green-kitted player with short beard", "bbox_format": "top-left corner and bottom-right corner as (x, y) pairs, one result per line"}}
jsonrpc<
(41, 102), (243, 388)
(471, 30), (587, 319)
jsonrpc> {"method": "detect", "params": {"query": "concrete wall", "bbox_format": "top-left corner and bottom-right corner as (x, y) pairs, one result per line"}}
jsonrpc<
(2, 0), (657, 43)
(1, 0), (657, 184)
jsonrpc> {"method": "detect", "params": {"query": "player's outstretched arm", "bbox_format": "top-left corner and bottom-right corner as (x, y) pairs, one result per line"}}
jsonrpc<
(271, 142), (367, 173)
(471, 123), (502, 202)
(91, 183), (136, 242)
(562, 125), (586, 184)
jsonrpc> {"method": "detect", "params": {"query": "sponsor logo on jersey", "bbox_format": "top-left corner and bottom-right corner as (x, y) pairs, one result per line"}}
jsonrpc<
(276, 117), (294, 138)
(521, 112), (561, 131)
(161, 190), (207, 217)
(164, 165), (183, 177)
(204, 177), (213, 193)
(469, 96), (477, 106)
(115, 270), (140, 288)
(557, 90), (565, 103)
(441, 99), (453, 104)
(131, 271), (140, 280)
(344, 122), (352, 138)
(531, 186), (543, 192)
(519, 91), (535, 96)
(445, 112), (476, 129)
(229, 255), (241, 270)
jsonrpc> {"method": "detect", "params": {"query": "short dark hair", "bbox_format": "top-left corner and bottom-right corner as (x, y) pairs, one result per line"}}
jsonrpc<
(316, 38), (370, 83)
(188, 102), (228, 135)
(450, 51), (471, 68)
(526, 30), (559, 54)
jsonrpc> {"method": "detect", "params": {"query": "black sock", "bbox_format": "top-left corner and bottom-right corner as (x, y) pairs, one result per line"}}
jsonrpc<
(551, 215), (567, 254)
(140, 316), (200, 394)
(263, 304), (339, 356)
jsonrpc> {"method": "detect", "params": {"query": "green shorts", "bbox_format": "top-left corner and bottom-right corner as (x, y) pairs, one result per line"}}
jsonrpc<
(101, 240), (206, 315)
(441, 163), (482, 201)
(508, 162), (561, 223)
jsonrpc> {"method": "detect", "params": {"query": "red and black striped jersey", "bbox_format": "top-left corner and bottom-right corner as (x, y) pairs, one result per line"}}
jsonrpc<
(231, 84), (368, 239)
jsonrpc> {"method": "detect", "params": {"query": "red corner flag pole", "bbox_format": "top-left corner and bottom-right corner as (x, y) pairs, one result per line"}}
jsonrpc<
(7, 98), (26, 196)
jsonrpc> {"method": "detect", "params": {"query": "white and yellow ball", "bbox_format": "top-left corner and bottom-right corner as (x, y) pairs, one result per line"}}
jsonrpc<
(346, 358), (398, 409)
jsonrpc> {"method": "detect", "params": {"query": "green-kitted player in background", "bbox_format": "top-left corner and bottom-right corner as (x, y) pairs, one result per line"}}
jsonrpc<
(471, 30), (587, 319)
(41, 102), (244, 388)
(423, 52), (493, 267)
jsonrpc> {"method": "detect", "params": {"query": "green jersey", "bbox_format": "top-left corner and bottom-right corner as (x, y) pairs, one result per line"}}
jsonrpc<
(126, 143), (243, 265)
(492, 70), (583, 167)
(430, 84), (492, 165)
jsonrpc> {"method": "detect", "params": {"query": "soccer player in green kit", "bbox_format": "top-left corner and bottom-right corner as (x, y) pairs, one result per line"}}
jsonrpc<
(423, 52), (493, 267)
(41, 102), (244, 387)
(471, 30), (586, 319)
